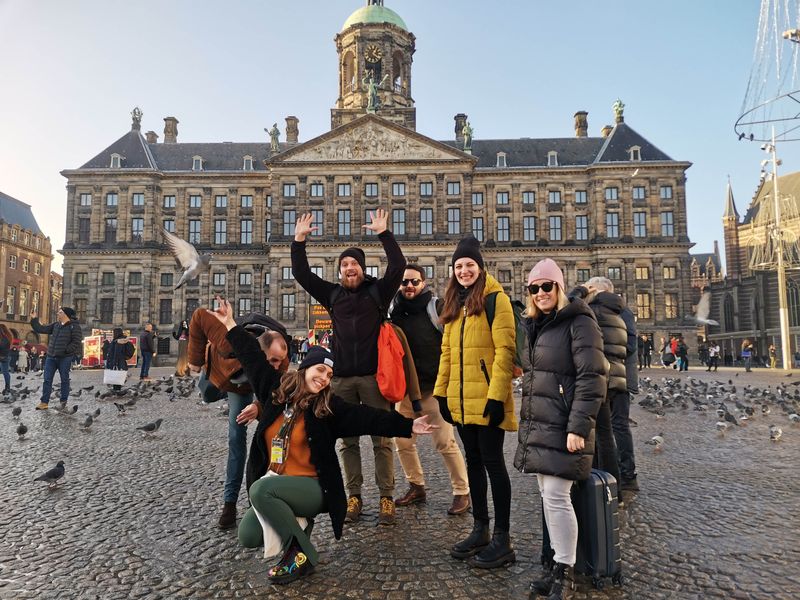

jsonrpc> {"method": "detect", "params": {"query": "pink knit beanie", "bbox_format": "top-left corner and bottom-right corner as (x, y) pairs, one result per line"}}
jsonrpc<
(527, 258), (565, 290)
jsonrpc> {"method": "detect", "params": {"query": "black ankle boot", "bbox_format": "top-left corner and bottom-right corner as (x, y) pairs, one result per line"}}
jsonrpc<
(469, 529), (516, 568)
(546, 563), (574, 600)
(450, 520), (490, 559)
(529, 559), (555, 597)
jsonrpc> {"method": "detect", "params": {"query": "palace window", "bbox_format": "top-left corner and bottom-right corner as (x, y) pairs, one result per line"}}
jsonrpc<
(240, 195), (253, 208)
(80, 193), (92, 206)
(310, 210), (323, 237)
(635, 266), (650, 280)
(282, 294), (296, 320)
(240, 219), (253, 244)
(238, 298), (252, 316)
(100, 298), (115, 323)
(310, 183), (324, 197)
(110, 154), (121, 168)
(189, 195), (202, 208)
(660, 185), (673, 200)
(214, 220), (227, 244)
(523, 216), (536, 241)
(243, 156), (253, 171)
(392, 182), (406, 197)
(447, 208), (461, 235)
(127, 298), (141, 324)
(101, 272), (115, 286)
(283, 210), (296, 236)
(496, 191), (509, 205)
(129, 272), (142, 285)
(472, 217), (484, 242)
(213, 273), (226, 286)
(547, 151), (558, 167)
(338, 209), (351, 236)
(608, 266), (622, 280)
(576, 215), (588, 241)
(577, 269), (590, 283)
(163, 219), (175, 233)
(364, 183), (378, 197)
(549, 216), (562, 241)
(420, 182), (433, 197)
(192, 156), (203, 171)
(75, 272), (88, 286)
(161, 273), (173, 287)
(661, 211), (674, 236)
(215, 195), (228, 208)
(282, 267), (294, 281)
(606, 212), (619, 238)
(629, 146), (641, 161)
(79, 219), (90, 242)
(188, 220), (201, 243)
(392, 209), (406, 235)
(159, 299), (172, 324)
(633, 212), (647, 237)
(633, 186), (646, 201)
(665, 294), (678, 319)
(365, 210), (376, 236)
(497, 216), (510, 242)
(105, 218), (117, 242)
(8, 255), (16, 269)
(132, 193), (144, 207)
(496, 152), (507, 167)
(663, 265), (677, 279)
(522, 191), (535, 205)
(548, 190), (561, 204)
(131, 218), (144, 242)
(604, 187), (619, 201)
(472, 192), (484, 205)
(337, 183), (351, 197)
(106, 192), (118, 207)
(163, 195), (176, 208)
(239, 272), (252, 286)
(637, 293), (653, 320)
(447, 181), (461, 195)
(21, 259), (29, 273)
(420, 208), (433, 235)
(283, 183), (297, 198)
(575, 190), (587, 205)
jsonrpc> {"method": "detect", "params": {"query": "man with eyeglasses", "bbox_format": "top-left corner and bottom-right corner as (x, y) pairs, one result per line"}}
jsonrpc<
(187, 306), (290, 530)
(388, 265), (471, 515)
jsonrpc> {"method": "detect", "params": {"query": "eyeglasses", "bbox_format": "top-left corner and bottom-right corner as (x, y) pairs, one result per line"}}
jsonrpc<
(527, 281), (556, 295)
(401, 278), (422, 287)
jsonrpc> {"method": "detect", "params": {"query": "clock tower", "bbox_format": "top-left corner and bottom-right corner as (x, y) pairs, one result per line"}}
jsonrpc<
(332, 0), (416, 130)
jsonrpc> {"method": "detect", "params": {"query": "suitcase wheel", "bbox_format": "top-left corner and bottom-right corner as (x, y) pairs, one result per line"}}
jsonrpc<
(612, 573), (624, 586)
(592, 577), (605, 590)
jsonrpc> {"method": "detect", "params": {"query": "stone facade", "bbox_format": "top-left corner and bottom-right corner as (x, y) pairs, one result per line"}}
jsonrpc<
(60, 1), (697, 353)
(0, 192), (53, 342)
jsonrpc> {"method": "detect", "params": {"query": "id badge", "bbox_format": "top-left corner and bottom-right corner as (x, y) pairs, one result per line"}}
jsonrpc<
(270, 438), (285, 464)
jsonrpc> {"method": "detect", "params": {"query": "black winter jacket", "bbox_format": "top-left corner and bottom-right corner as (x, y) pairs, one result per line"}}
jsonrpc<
(229, 326), (413, 540)
(139, 331), (156, 354)
(514, 297), (608, 481)
(107, 338), (135, 370)
(0, 337), (10, 361)
(620, 307), (639, 394)
(291, 231), (405, 377)
(585, 291), (628, 394)
(31, 318), (83, 358)
(389, 289), (442, 391)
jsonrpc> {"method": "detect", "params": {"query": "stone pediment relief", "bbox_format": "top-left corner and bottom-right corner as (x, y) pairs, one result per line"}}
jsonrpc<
(281, 121), (462, 162)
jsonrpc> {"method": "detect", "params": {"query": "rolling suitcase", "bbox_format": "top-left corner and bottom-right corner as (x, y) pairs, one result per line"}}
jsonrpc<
(540, 469), (623, 590)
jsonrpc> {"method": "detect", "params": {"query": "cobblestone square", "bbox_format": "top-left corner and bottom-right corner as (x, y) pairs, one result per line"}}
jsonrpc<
(0, 366), (798, 599)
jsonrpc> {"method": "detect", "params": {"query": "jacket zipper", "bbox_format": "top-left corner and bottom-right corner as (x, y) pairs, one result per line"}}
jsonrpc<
(480, 358), (491, 385)
(558, 383), (569, 412)
(459, 306), (466, 425)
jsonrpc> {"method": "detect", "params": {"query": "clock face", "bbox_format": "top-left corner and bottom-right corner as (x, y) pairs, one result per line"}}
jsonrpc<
(365, 44), (383, 63)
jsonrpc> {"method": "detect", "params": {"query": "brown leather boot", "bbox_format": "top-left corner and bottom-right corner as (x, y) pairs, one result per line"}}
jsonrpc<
(218, 501), (237, 529)
(447, 493), (471, 515)
(395, 483), (426, 506)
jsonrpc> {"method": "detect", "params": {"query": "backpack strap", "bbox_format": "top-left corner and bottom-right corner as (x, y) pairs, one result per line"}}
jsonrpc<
(427, 296), (444, 333)
(329, 282), (387, 320)
(485, 291), (500, 330)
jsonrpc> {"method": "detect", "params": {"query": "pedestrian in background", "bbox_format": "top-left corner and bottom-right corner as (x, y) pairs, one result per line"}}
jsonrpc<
(17, 343), (29, 374)
(0, 324), (12, 394)
(769, 343), (777, 369)
(434, 236), (518, 569)
(677, 336), (689, 372)
(106, 328), (135, 392)
(741, 339), (754, 372)
(514, 258), (607, 600)
(707, 342), (720, 372)
(173, 319), (190, 377)
(642, 334), (653, 369)
(390, 264), (470, 516)
(30, 307), (83, 410)
(139, 322), (157, 381)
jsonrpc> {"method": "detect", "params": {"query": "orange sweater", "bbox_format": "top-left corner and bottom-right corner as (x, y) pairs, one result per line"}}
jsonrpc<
(264, 412), (317, 478)
(187, 309), (252, 395)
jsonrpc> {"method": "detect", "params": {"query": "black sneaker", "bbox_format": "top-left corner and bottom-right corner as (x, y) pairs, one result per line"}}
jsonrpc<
(621, 476), (639, 492)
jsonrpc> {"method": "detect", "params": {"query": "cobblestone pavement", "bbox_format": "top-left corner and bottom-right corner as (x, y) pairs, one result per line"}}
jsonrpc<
(0, 365), (798, 599)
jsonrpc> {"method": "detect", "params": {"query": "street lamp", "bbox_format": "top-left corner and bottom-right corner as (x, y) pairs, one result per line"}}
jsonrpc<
(762, 131), (793, 370)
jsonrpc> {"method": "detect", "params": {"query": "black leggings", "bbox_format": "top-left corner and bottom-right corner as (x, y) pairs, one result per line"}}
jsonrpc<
(456, 423), (511, 532)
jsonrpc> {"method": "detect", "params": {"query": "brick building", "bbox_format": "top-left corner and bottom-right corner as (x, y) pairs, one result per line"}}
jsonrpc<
(60, 0), (697, 353)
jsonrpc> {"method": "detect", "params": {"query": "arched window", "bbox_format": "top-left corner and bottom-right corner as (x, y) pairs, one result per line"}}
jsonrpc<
(392, 51), (404, 93)
(723, 294), (735, 332)
(342, 51), (355, 93)
(788, 282), (800, 327)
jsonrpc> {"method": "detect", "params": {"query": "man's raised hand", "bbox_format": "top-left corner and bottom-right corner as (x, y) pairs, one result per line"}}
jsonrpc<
(294, 213), (319, 242)
(207, 296), (237, 331)
(363, 209), (388, 235)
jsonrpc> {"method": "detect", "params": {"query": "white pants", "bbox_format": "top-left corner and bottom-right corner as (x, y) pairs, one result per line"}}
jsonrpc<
(537, 474), (578, 566)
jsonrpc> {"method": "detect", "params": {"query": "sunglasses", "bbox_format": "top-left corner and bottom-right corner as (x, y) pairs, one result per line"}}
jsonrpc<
(401, 278), (422, 287)
(528, 281), (556, 295)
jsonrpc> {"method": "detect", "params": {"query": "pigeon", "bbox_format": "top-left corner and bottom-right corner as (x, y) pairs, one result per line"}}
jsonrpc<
(82, 415), (94, 430)
(11, 406), (21, 419)
(136, 418), (163, 436)
(114, 402), (127, 416)
(645, 434), (665, 452)
(769, 425), (782, 441)
(34, 461), (65, 488)
(162, 228), (212, 289)
(16, 422), (28, 440)
(716, 421), (730, 435)
(93, 408), (101, 419)
(789, 413), (800, 424)
(683, 290), (719, 326)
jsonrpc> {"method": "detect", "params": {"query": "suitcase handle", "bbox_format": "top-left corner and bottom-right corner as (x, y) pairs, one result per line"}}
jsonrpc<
(605, 483), (613, 504)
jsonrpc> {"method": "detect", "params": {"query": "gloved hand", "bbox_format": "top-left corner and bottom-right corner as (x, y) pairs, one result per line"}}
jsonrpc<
(483, 399), (505, 427)
(411, 399), (423, 418)
(436, 396), (454, 425)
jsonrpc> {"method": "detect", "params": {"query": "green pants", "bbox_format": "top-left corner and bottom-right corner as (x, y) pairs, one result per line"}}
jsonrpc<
(332, 375), (395, 497)
(238, 475), (324, 565)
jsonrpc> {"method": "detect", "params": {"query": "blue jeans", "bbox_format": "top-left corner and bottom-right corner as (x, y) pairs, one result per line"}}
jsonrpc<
(41, 356), (72, 404)
(1, 358), (10, 391)
(224, 391), (253, 503)
(140, 352), (153, 378)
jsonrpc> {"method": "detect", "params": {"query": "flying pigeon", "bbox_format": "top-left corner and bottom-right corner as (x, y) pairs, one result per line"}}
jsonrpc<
(34, 460), (65, 488)
(162, 228), (212, 289)
(136, 418), (163, 436)
(16, 422), (28, 440)
(684, 290), (719, 326)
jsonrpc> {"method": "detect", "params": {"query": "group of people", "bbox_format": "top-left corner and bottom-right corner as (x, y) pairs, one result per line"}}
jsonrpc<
(183, 209), (639, 598)
(0, 336), (47, 378)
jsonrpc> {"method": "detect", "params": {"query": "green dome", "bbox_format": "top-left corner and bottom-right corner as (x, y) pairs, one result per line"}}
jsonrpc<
(342, 5), (407, 31)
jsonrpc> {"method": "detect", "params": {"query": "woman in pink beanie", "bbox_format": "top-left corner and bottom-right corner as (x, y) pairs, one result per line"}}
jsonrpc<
(513, 258), (608, 599)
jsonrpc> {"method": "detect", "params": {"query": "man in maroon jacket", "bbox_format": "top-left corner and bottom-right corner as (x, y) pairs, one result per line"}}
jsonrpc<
(291, 209), (405, 526)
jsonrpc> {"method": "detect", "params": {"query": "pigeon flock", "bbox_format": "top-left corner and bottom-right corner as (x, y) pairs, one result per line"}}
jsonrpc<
(1, 372), (205, 490)
(637, 375), (800, 445)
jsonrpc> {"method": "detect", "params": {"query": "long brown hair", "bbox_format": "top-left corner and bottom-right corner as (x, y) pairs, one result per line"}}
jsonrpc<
(272, 369), (333, 418)
(0, 324), (12, 343)
(440, 270), (488, 325)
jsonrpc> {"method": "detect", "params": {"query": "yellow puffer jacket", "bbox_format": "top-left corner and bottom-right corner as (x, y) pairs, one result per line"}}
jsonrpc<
(433, 274), (518, 431)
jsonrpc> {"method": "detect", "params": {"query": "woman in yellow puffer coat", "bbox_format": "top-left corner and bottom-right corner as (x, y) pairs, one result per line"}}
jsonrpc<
(434, 236), (518, 570)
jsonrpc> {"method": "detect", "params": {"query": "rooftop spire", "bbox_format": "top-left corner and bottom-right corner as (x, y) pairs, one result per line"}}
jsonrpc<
(367, 0), (384, 5)
(723, 177), (739, 220)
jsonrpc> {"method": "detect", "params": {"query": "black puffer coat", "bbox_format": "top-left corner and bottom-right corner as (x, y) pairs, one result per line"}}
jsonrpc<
(586, 291), (628, 394)
(514, 297), (608, 481)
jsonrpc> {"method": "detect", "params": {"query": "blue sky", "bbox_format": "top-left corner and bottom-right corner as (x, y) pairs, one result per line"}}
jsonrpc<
(1, 0), (797, 271)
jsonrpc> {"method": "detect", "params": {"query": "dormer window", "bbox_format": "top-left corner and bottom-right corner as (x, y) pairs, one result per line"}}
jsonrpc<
(110, 153), (122, 168)
(496, 152), (507, 168)
(192, 156), (203, 171)
(243, 155), (254, 171)
(628, 146), (641, 161)
(547, 151), (559, 167)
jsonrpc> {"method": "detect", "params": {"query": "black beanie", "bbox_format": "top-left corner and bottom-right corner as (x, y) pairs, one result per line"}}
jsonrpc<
(451, 236), (484, 269)
(299, 345), (334, 371)
(339, 247), (366, 272)
(61, 307), (77, 320)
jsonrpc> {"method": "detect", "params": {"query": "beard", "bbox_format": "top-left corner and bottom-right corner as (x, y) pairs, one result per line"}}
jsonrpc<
(341, 273), (365, 289)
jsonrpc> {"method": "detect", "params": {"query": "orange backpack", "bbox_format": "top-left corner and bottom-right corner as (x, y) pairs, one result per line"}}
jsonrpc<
(375, 322), (406, 403)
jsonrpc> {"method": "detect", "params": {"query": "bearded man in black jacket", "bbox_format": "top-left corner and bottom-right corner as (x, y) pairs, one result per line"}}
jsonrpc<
(291, 209), (405, 526)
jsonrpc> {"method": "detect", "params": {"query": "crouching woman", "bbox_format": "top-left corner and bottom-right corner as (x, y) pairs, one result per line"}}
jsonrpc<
(208, 299), (437, 585)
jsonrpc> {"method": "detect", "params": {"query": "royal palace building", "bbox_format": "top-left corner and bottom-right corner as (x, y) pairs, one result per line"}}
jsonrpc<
(60, 0), (697, 353)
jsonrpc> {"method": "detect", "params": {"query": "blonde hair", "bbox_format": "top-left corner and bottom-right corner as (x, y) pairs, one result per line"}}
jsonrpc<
(523, 284), (570, 319)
